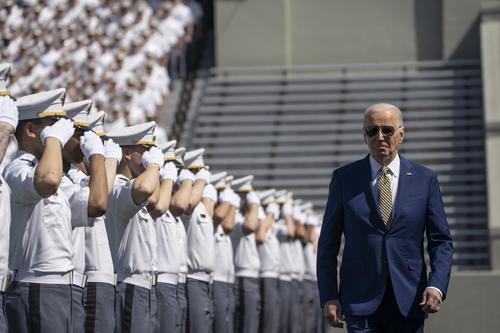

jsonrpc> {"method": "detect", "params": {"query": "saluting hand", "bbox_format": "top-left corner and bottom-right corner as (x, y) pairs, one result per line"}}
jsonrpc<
(324, 299), (344, 328)
(419, 287), (442, 313)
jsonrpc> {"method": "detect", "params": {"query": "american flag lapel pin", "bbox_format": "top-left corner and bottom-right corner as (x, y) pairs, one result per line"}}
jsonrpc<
(406, 172), (412, 176)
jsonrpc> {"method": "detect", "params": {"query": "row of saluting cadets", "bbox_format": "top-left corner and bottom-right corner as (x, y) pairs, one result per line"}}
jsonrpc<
(0, 63), (326, 333)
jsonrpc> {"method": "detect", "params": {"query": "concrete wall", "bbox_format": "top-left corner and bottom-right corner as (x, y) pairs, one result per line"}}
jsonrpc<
(215, 0), (481, 67)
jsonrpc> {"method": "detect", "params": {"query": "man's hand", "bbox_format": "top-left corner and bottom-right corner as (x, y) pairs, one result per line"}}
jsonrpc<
(324, 299), (344, 328)
(419, 287), (442, 313)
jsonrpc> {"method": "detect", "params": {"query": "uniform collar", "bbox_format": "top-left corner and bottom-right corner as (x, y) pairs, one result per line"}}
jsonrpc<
(369, 154), (400, 179)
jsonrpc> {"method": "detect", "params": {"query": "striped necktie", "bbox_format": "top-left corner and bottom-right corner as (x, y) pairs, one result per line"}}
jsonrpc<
(377, 166), (393, 229)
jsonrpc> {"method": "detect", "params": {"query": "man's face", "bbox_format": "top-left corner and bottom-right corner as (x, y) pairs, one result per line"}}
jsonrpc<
(363, 107), (404, 165)
(126, 145), (150, 178)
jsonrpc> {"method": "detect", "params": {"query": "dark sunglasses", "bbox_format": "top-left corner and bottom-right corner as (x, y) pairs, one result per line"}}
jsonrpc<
(364, 125), (400, 137)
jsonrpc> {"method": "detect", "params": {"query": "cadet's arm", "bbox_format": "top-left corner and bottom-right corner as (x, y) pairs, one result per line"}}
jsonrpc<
(87, 154), (108, 217)
(187, 178), (206, 213)
(104, 158), (118, 195)
(170, 179), (193, 216)
(242, 203), (259, 235)
(34, 137), (63, 197)
(256, 213), (271, 244)
(0, 123), (13, 164)
(220, 205), (236, 234)
(131, 164), (160, 205)
(150, 179), (174, 219)
(214, 202), (230, 226)
(201, 197), (215, 218)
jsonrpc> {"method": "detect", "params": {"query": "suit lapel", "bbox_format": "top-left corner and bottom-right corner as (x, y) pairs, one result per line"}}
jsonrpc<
(361, 155), (386, 233)
(391, 155), (413, 227)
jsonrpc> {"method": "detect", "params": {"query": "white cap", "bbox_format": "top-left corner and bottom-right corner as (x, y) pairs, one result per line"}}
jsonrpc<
(16, 88), (66, 120)
(90, 111), (106, 136)
(0, 63), (11, 95)
(174, 147), (186, 167)
(184, 148), (206, 169)
(258, 189), (276, 206)
(232, 175), (254, 193)
(274, 190), (288, 204)
(210, 171), (228, 190)
(107, 121), (157, 146)
(64, 99), (93, 125)
(158, 140), (177, 160)
(224, 175), (234, 187)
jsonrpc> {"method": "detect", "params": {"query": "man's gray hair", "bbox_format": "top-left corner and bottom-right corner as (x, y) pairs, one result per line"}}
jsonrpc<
(363, 103), (404, 127)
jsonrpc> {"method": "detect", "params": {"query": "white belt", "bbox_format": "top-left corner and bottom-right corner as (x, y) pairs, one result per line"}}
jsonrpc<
(0, 275), (10, 292)
(117, 273), (156, 289)
(279, 274), (292, 281)
(178, 272), (187, 284)
(157, 272), (178, 285)
(213, 273), (235, 284)
(14, 270), (73, 285)
(260, 271), (280, 279)
(290, 273), (299, 280)
(187, 271), (213, 284)
(72, 272), (88, 288)
(86, 271), (117, 286)
(236, 269), (259, 279)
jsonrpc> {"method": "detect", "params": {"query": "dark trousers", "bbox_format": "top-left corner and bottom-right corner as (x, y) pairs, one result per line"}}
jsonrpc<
(303, 280), (317, 333)
(278, 279), (292, 333)
(115, 283), (158, 333)
(177, 282), (188, 333)
(234, 277), (261, 333)
(84, 282), (115, 333)
(156, 282), (180, 333)
(72, 286), (85, 333)
(345, 279), (424, 333)
(6, 282), (72, 333)
(259, 277), (280, 333)
(0, 292), (7, 333)
(186, 278), (213, 333)
(212, 281), (235, 333)
(290, 279), (304, 333)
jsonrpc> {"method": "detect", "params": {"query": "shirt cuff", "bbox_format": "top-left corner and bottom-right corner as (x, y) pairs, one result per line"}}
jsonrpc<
(426, 286), (443, 298)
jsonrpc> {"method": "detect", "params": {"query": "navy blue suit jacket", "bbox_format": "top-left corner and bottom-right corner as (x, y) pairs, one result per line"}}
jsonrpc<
(317, 154), (453, 318)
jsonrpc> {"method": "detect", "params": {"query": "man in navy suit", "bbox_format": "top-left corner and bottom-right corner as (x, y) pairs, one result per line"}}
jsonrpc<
(317, 103), (453, 333)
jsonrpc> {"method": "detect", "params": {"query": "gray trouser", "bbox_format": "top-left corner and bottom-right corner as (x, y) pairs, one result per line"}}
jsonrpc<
(313, 283), (328, 333)
(0, 292), (7, 333)
(212, 281), (235, 333)
(72, 285), (85, 333)
(177, 282), (188, 333)
(290, 279), (304, 333)
(278, 280), (292, 333)
(115, 282), (158, 333)
(186, 278), (213, 333)
(156, 282), (180, 333)
(259, 278), (280, 333)
(6, 281), (72, 333)
(303, 280), (317, 333)
(84, 282), (115, 333)
(234, 277), (261, 333)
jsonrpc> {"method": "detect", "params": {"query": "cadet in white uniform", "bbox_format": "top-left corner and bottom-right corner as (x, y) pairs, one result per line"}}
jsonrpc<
(63, 99), (109, 333)
(105, 122), (163, 333)
(4, 89), (77, 333)
(211, 174), (239, 333)
(152, 140), (185, 333)
(256, 189), (281, 333)
(181, 149), (216, 333)
(302, 211), (320, 333)
(231, 175), (262, 333)
(290, 203), (307, 333)
(82, 111), (122, 333)
(275, 193), (295, 333)
(0, 63), (17, 333)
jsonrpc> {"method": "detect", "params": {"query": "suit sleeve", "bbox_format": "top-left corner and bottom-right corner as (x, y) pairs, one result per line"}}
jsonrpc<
(316, 170), (344, 305)
(425, 171), (454, 299)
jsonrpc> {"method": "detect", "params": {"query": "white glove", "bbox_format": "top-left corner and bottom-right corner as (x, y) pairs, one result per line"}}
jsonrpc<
(282, 201), (293, 216)
(0, 96), (18, 129)
(258, 206), (266, 220)
(246, 191), (260, 206)
(178, 169), (195, 183)
(266, 202), (280, 220)
(67, 168), (88, 186)
(305, 214), (318, 226)
(141, 146), (164, 168)
(195, 168), (211, 183)
(227, 191), (241, 208)
(292, 205), (302, 221)
(40, 118), (75, 146)
(160, 162), (178, 182)
(104, 139), (122, 162)
(79, 131), (105, 160)
(202, 184), (217, 202)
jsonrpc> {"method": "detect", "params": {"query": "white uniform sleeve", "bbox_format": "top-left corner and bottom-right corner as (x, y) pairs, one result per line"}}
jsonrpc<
(109, 179), (146, 222)
(3, 161), (42, 204)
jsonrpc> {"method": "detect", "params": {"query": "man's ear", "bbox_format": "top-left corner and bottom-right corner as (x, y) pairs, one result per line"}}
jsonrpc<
(25, 122), (39, 140)
(398, 129), (405, 144)
(122, 147), (132, 161)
